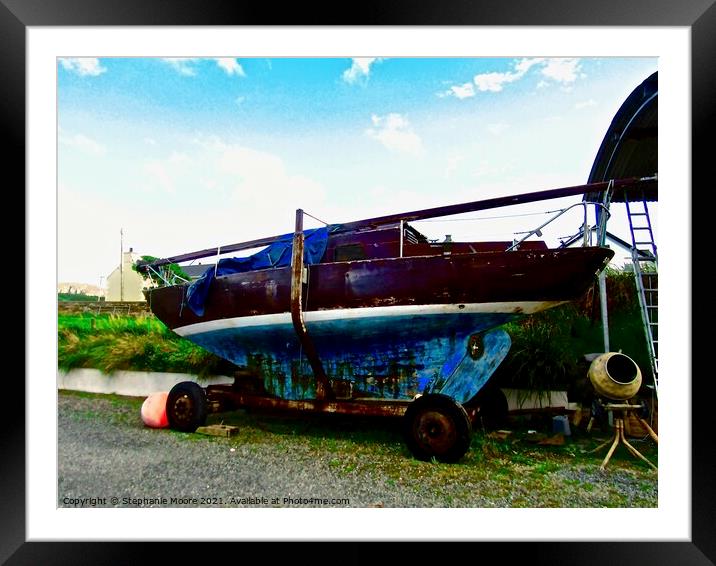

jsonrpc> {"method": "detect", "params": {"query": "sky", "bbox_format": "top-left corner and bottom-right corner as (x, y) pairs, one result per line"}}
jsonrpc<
(57, 56), (658, 286)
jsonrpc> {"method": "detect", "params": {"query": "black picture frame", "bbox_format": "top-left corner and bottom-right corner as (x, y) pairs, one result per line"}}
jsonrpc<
(6, 1), (710, 563)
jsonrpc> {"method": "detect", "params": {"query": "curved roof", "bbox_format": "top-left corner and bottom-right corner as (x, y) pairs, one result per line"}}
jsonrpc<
(586, 71), (658, 203)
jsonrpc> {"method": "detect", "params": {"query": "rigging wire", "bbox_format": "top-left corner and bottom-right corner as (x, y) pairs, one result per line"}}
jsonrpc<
(413, 208), (565, 222)
(303, 210), (330, 226)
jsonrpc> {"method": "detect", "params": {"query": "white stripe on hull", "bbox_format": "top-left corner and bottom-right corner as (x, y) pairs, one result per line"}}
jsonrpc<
(173, 301), (566, 337)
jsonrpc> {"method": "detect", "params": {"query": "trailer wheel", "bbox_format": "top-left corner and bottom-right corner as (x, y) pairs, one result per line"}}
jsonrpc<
(166, 381), (208, 432)
(403, 394), (472, 463)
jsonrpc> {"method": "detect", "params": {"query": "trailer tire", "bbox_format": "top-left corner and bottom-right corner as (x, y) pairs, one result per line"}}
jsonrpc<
(403, 394), (472, 463)
(166, 381), (208, 432)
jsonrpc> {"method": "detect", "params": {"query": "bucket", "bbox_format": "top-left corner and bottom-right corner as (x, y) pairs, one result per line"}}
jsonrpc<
(552, 415), (571, 436)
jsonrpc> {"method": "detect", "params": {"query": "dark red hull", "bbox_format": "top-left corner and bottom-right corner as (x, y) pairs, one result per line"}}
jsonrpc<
(148, 247), (613, 329)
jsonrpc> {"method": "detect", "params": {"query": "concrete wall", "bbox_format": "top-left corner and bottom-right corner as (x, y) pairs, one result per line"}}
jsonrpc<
(58, 369), (234, 397)
(501, 388), (569, 411)
(58, 301), (150, 315)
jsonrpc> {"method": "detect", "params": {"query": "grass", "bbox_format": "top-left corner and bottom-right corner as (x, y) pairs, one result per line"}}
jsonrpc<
(58, 313), (238, 376)
(202, 404), (657, 505)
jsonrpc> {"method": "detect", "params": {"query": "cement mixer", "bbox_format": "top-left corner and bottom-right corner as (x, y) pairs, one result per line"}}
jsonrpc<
(588, 352), (642, 400)
(586, 352), (658, 470)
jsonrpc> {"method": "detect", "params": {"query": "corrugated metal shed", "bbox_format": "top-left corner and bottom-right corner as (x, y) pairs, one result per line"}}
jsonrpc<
(585, 71), (658, 203)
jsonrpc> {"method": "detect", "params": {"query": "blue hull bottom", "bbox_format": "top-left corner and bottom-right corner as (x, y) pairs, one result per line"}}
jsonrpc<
(185, 312), (515, 403)
(186, 313), (517, 403)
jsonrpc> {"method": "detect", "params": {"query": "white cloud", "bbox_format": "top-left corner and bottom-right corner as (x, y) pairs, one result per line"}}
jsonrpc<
(59, 58), (106, 77)
(219, 146), (324, 202)
(190, 133), (228, 152)
(235, 96), (246, 106)
(143, 137), (157, 146)
(59, 141), (329, 283)
(575, 99), (597, 109)
(514, 58), (545, 74)
(162, 58), (200, 76)
(473, 71), (522, 93)
(444, 154), (464, 178)
(342, 58), (381, 84)
(143, 152), (191, 194)
(487, 123), (510, 136)
(443, 57), (583, 98)
(471, 159), (514, 180)
(541, 58), (581, 84)
(472, 58), (542, 93)
(215, 58), (246, 77)
(448, 82), (476, 99)
(365, 113), (424, 156)
(60, 132), (106, 155)
(144, 161), (175, 193)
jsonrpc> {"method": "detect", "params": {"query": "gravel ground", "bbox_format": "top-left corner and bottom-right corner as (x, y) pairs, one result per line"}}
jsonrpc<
(58, 391), (657, 509)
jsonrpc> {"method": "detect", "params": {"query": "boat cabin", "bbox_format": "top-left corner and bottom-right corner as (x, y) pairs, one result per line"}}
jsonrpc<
(325, 222), (548, 263)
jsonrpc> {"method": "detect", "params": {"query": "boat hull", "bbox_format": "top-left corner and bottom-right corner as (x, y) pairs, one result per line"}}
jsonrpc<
(174, 305), (541, 402)
(147, 247), (613, 401)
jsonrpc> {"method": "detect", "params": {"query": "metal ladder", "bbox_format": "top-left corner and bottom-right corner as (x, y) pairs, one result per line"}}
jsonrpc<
(625, 194), (658, 395)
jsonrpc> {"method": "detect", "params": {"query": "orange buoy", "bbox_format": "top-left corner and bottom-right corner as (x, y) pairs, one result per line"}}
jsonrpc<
(141, 391), (169, 428)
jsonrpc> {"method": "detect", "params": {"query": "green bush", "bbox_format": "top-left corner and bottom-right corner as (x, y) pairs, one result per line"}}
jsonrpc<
(493, 305), (580, 401)
(491, 270), (653, 397)
(133, 255), (190, 286)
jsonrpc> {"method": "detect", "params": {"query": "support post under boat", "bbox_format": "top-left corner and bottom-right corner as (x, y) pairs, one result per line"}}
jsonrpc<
(290, 209), (333, 401)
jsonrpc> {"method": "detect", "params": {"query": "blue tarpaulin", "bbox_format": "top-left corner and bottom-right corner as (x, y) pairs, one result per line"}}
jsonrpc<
(186, 227), (329, 316)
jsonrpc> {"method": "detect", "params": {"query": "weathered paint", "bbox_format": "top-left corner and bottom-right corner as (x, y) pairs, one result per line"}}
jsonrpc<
(148, 247), (613, 331)
(206, 385), (411, 418)
(173, 302), (565, 337)
(429, 328), (511, 404)
(184, 309), (517, 402)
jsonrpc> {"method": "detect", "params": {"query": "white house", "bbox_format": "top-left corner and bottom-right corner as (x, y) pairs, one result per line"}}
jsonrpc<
(106, 248), (148, 302)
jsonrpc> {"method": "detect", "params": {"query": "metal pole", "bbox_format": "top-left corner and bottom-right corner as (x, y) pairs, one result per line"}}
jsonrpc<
(599, 270), (610, 352)
(290, 209), (332, 400)
(399, 220), (404, 257)
(582, 204), (589, 247)
(596, 181), (614, 352)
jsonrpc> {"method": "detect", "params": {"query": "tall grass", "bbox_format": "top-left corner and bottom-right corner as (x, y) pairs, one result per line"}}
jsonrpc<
(58, 313), (238, 376)
(491, 271), (653, 402)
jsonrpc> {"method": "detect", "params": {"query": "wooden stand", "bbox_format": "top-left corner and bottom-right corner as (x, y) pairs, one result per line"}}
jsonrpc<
(588, 403), (658, 471)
